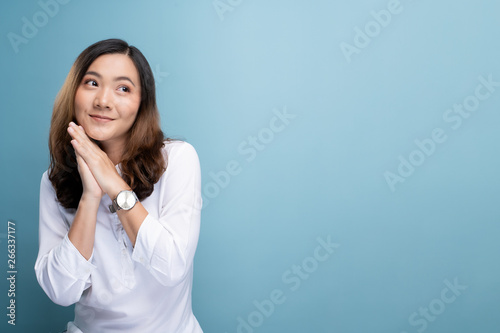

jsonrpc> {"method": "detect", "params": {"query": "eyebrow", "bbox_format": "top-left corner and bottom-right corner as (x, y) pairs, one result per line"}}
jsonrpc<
(84, 71), (136, 87)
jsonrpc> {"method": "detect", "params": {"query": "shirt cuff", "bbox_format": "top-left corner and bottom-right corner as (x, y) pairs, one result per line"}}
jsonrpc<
(131, 214), (162, 269)
(56, 234), (96, 281)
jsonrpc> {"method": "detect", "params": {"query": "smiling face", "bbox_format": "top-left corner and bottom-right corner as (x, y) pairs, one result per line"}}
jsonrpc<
(74, 53), (141, 153)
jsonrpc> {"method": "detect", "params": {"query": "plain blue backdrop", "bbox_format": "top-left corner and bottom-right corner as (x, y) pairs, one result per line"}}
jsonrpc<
(1, 0), (499, 332)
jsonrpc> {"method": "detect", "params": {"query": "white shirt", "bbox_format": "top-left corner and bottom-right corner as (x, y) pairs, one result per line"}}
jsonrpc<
(35, 141), (203, 333)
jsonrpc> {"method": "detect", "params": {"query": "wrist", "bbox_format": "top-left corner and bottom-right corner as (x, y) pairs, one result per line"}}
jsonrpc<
(80, 193), (101, 208)
(105, 176), (130, 199)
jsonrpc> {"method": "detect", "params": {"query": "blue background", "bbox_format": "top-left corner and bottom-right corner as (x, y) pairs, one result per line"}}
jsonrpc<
(1, 0), (499, 332)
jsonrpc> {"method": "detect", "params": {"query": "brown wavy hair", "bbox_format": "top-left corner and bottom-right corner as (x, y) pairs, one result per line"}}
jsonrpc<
(48, 39), (168, 209)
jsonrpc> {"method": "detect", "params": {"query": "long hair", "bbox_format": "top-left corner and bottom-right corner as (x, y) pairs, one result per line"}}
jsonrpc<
(48, 39), (168, 209)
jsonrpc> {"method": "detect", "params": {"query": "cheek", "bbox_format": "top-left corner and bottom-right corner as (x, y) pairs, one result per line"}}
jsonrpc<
(130, 98), (141, 121)
(125, 109), (140, 129)
(74, 90), (86, 122)
(120, 99), (141, 122)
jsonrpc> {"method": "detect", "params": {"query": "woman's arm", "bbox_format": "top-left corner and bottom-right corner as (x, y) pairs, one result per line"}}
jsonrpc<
(67, 194), (100, 260)
(34, 172), (97, 306)
(130, 142), (202, 286)
(67, 148), (103, 259)
(35, 134), (104, 305)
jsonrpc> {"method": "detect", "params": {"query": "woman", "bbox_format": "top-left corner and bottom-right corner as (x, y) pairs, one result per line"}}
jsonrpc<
(34, 39), (203, 333)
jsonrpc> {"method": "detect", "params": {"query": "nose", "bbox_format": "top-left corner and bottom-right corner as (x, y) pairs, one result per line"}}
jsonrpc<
(94, 87), (113, 110)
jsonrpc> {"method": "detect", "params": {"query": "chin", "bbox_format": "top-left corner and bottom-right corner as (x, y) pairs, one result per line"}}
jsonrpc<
(84, 128), (109, 142)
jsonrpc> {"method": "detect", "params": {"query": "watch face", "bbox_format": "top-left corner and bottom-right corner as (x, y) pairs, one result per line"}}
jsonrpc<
(117, 191), (136, 210)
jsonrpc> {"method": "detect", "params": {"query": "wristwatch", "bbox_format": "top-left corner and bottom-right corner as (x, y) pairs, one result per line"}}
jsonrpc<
(109, 190), (138, 213)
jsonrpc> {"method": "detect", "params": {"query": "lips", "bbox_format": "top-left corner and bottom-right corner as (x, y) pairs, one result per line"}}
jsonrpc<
(89, 114), (113, 122)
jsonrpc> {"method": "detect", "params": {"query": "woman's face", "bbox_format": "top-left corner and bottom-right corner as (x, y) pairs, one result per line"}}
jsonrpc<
(74, 53), (141, 150)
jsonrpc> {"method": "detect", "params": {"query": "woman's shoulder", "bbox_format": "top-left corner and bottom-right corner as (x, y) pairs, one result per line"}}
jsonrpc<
(162, 139), (199, 157)
(40, 169), (52, 188)
(161, 140), (201, 172)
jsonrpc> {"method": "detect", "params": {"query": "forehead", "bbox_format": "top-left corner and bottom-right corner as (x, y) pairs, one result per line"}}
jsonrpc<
(87, 53), (140, 82)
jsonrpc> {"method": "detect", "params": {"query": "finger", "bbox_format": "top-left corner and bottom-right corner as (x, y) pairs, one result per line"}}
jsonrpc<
(70, 129), (113, 182)
(74, 147), (83, 162)
(75, 147), (97, 181)
(73, 148), (86, 176)
(74, 149), (104, 197)
(72, 142), (87, 168)
(68, 122), (91, 144)
(68, 125), (100, 160)
(70, 139), (95, 170)
(68, 123), (97, 147)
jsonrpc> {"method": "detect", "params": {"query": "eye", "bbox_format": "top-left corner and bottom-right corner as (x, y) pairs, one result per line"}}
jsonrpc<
(84, 79), (98, 87)
(118, 86), (130, 93)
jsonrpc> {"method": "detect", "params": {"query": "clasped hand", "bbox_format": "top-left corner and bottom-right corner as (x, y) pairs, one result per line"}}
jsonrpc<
(67, 122), (126, 201)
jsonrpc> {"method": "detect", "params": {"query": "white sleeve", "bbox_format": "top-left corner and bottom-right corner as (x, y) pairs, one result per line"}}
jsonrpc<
(34, 172), (97, 306)
(131, 142), (203, 286)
